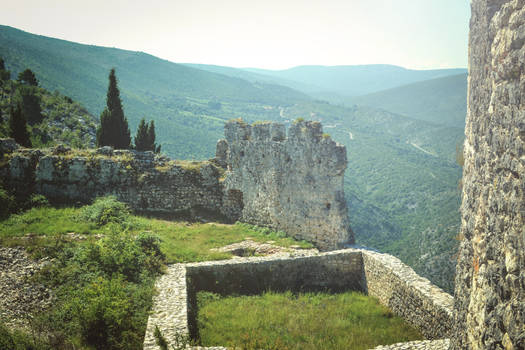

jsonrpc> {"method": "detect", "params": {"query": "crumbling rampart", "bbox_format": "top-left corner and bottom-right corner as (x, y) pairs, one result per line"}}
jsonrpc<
(0, 119), (353, 249)
(217, 120), (354, 250)
(0, 143), (227, 220)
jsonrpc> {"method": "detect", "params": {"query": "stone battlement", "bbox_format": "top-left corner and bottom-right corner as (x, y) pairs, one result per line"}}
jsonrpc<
(218, 119), (353, 250)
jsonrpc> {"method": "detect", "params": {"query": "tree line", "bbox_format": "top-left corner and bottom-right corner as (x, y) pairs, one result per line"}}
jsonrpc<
(1, 58), (160, 152)
(96, 68), (160, 152)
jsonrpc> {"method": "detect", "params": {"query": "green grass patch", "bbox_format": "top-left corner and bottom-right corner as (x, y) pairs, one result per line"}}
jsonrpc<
(197, 291), (423, 350)
(0, 203), (312, 263)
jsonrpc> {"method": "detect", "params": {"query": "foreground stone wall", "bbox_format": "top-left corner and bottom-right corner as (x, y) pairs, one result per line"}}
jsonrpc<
(452, 1), (524, 349)
(144, 249), (453, 349)
(362, 251), (453, 340)
(218, 120), (354, 250)
(0, 143), (228, 219)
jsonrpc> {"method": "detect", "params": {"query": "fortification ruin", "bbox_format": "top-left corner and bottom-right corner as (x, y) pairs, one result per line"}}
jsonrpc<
(1, 2), (523, 348)
(452, 1), (524, 349)
(143, 249), (454, 350)
(0, 120), (353, 251)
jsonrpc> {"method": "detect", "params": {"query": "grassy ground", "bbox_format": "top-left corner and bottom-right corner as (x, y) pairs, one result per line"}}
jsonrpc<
(0, 206), (312, 263)
(197, 291), (423, 350)
(0, 197), (312, 350)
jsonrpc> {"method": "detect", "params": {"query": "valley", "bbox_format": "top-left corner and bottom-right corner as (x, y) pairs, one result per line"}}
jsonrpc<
(0, 24), (467, 292)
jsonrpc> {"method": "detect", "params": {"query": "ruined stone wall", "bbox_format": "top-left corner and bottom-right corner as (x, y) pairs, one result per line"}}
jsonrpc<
(362, 251), (453, 340)
(143, 249), (454, 350)
(452, 1), (525, 349)
(0, 143), (228, 219)
(217, 120), (353, 250)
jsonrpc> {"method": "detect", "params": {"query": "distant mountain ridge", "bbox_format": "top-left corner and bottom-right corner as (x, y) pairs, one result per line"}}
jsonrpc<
(350, 73), (468, 128)
(243, 65), (467, 96)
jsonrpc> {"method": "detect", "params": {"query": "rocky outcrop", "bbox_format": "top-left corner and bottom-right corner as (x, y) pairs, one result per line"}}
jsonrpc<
(218, 120), (353, 250)
(452, 1), (524, 349)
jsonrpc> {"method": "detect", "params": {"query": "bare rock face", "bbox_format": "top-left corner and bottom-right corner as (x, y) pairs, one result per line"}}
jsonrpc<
(219, 120), (354, 250)
(452, 1), (525, 349)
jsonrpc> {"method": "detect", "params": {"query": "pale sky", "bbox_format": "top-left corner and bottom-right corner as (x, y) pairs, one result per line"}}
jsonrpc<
(2, 0), (470, 70)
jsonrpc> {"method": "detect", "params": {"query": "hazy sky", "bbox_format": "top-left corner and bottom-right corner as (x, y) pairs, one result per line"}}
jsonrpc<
(2, 0), (470, 70)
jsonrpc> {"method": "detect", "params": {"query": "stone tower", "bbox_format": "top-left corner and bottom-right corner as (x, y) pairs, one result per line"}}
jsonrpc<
(451, 1), (524, 349)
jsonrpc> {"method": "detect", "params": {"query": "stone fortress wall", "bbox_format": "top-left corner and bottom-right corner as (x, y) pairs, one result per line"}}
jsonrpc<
(143, 249), (454, 350)
(0, 119), (353, 250)
(452, 1), (525, 349)
(217, 120), (353, 250)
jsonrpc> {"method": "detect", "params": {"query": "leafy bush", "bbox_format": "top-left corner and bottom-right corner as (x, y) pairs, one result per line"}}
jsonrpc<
(0, 321), (51, 350)
(0, 186), (15, 219)
(29, 194), (49, 208)
(35, 229), (164, 349)
(80, 196), (130, 227)
(68, 275), (150, 350)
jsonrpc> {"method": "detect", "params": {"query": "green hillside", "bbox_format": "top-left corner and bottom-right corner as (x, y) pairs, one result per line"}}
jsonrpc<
(350, 73), (467, 128)
(244, 65), (467, 97)
(0, 77), (97, 148)
(0, 25), (311, 158)
(0, 25), (464, 292)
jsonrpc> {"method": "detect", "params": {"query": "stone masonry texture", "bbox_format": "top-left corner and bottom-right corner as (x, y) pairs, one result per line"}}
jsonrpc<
(143, 249), (454, 350)
(218, 120), (354, 250)
(452, 1), (525, 349)
(0, 144), (227, 219)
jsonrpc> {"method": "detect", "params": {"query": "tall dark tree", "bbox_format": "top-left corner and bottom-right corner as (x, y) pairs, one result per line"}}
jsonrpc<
(17, 69), (38, 86)
(0, 57), (10, 81)
(96, 68), (131, 149)
(134, 118), (149, 151)
(8, 103), (31, 147)
(148, 120), (161, 153)
(134, 118), (161, 152)
(16, 86), (43, 125)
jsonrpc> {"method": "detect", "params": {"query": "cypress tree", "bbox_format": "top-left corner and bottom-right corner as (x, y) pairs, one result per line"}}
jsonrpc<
(96, 68), (131, 149)
(147, 120), (161, 153)
(0, 57), (10, 81)
(16, 86), (43, 125)
(17, 69), (38, 86)
(8, 103), (31, 147)
(134, 118), (149, 151)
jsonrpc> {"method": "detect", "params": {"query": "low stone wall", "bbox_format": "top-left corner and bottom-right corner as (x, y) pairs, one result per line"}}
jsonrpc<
(362, 251), (454, 339)
(143, 249), (453, 349)
(0, 143), (231, 220)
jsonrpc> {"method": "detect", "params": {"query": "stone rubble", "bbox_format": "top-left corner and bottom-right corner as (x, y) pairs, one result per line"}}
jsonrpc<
(0, 247), (54, 329)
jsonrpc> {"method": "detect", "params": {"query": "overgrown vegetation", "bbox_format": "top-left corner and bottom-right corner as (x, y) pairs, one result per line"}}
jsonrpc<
(0, 68), (97, 149)
(0, 196), (313, 349)
(197, 291), (423, 350)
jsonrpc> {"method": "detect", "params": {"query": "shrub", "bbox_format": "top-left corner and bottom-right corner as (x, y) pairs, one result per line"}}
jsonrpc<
(80, 196), (130, 226)
(0, 321), (51, 350)
(135, 232), (166, 274)
(29, 194), (49, 208)
(0, 186), (15, 219)
(69, 275), (148, 350)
